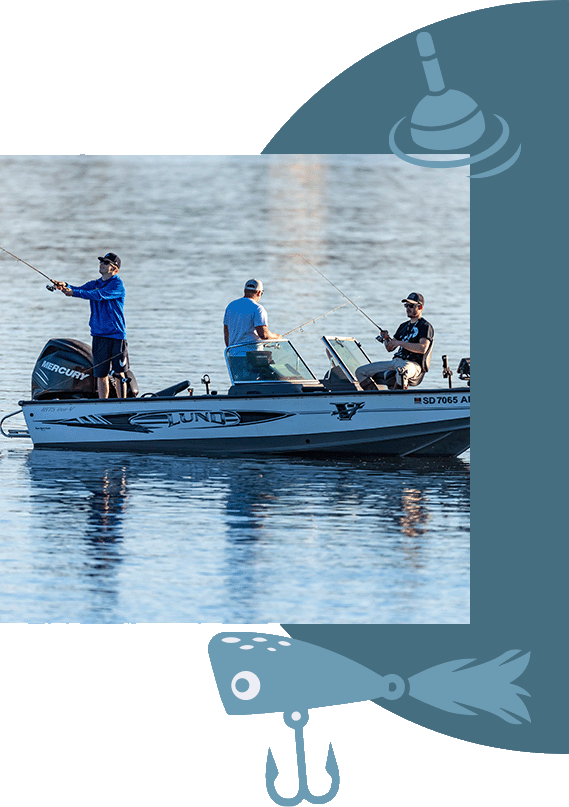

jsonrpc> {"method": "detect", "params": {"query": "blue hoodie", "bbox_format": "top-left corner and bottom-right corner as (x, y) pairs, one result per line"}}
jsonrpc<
(69, 275), (126, 339)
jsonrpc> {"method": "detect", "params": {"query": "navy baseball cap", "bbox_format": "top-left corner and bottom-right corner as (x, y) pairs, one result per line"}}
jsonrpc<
(402, 292), (424, 306)
(98, 252), (121, 269)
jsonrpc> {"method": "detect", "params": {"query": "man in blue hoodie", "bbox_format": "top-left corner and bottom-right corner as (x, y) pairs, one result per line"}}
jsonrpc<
(54, 252), (128, 398)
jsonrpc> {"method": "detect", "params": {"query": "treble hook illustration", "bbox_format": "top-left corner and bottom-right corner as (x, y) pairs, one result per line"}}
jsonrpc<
(208, 632), (530, 805)
(266, 709), (339, 806)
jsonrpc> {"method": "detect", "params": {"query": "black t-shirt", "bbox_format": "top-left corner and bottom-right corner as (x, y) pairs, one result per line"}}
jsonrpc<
(393, 317), (434, 371)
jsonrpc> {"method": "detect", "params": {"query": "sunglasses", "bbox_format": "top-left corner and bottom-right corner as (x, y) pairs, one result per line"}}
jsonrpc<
(100, 260), (116, 267)
(404, 303), (418, 309)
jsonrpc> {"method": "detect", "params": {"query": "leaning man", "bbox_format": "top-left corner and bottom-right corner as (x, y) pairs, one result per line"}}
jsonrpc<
(356, 292), (434, 390)
(54, 252), (129, 399)
(223, 278), (281, 347)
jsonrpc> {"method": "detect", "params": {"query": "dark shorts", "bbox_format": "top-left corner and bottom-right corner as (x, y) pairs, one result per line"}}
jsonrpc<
(92, 336), (129, 378)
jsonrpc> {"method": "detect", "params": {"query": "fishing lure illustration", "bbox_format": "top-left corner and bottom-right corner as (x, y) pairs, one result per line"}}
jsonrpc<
(209, 632), (530, 805)
(389, 31), (521, 178)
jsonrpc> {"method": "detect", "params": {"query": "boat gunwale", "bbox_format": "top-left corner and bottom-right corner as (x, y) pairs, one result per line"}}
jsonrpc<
(18, 385), (470, 407)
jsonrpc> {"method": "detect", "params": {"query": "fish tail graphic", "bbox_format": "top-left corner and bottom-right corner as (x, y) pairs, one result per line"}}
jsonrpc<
(408, 650), (531, 724)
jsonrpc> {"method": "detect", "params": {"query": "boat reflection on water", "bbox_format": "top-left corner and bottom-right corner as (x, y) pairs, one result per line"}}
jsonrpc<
(87, 467), (129, 543)
(26, 454), (130, 616)
(399, 487), (430, 538)
(24, 450), (469, 623)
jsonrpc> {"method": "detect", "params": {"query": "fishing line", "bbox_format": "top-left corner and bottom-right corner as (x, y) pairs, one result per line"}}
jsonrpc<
(282, 303), (347, 336)
(0, 246), (56, 285)
(293, 253), (384, 331)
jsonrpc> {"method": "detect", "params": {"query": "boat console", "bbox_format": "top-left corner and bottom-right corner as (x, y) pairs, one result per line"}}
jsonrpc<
(225, 337), (374, 395)
(225, 339), (316, 383)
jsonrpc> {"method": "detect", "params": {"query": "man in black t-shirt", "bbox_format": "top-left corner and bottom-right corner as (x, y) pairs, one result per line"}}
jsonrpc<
(355, 292), (434, 390)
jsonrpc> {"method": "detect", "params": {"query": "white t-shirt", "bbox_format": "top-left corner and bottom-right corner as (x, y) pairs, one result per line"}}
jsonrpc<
(223, 296), (269, 346)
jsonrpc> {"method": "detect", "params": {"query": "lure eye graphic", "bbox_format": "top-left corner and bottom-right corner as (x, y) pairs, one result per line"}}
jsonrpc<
(231, 670), (261, 700)
(208, 632), (405, 716)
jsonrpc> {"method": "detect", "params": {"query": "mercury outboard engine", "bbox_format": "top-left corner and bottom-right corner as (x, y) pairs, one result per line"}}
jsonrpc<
(31, 338), (138, 400)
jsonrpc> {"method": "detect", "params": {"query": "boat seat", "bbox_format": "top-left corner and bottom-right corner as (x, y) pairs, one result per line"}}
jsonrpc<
(370, 369), (425, 389)
(321, 365), (362, 392)
(320, 374), (361, 392)
(374, 340), (433, 389)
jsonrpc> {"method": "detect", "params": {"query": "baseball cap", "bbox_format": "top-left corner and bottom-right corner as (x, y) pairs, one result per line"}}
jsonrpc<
(401, 292), (424, 306)
(98, 252), (121, 269)
(244, 278), (263, 291)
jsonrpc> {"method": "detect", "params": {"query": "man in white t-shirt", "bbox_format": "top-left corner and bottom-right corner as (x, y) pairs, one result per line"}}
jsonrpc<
(223, 279), (281, 346)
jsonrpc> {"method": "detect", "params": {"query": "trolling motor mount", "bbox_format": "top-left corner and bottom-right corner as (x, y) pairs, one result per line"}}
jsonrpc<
(442, 355), (453, 388)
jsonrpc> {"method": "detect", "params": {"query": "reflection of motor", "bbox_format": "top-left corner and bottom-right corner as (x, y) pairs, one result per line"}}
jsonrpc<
(458, 357), (470, 385)
(31, 338), (138, 400)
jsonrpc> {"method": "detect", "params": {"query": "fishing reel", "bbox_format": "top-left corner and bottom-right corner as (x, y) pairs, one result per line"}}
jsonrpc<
(46, 282), (68, 293)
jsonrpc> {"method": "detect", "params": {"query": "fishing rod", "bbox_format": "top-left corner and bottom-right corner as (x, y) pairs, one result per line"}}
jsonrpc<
(293, 253), (386, 333)
(282, 303), (347, 336)
(0, 245), (58, 288)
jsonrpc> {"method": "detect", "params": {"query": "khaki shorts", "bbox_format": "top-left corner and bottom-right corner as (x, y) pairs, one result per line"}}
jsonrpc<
(355, 357), (422, 383)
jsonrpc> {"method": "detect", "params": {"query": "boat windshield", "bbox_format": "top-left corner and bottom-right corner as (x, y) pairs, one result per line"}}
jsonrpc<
(225, 340), (316, 384)
(322, 336), (372, 380)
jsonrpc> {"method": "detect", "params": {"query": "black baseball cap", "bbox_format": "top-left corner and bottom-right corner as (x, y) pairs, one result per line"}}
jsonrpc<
(401, 292), (424, 306)
(98, 252), (121, 269)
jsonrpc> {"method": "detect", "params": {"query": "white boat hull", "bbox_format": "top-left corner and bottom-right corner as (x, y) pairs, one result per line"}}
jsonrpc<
(19, 387), (470, 457)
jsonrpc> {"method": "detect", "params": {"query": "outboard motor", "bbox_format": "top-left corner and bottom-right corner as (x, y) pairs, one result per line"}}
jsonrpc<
(31, 338), (138, 400)
(458, 357), (470, 386)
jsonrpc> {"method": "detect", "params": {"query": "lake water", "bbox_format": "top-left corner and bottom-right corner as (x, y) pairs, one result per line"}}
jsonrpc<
(0, 155), (469, 623)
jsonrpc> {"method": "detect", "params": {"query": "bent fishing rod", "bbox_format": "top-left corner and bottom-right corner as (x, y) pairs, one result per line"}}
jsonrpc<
(0, 245), (58, 289)
(293, 253), (387, 334)
(282, 303), (347, 336)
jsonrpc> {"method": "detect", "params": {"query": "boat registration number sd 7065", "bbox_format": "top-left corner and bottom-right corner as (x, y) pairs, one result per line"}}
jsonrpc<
(416, 394), (470, 405)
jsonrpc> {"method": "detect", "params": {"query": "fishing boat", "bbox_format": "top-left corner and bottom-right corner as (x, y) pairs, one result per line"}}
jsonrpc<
(1, 336), (470, 457)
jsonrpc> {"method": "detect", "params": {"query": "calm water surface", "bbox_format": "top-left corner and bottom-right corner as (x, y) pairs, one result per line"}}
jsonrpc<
(0, 155), (469, 623)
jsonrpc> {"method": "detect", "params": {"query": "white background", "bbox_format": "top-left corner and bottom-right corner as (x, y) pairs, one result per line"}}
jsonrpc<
(1, 2), (564, 805)
(0, 0), (535, 154)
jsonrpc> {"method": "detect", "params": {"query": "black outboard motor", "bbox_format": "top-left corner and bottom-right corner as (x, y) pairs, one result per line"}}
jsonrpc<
(31, 338), (138, 400)
(458, 357), (470, 386)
